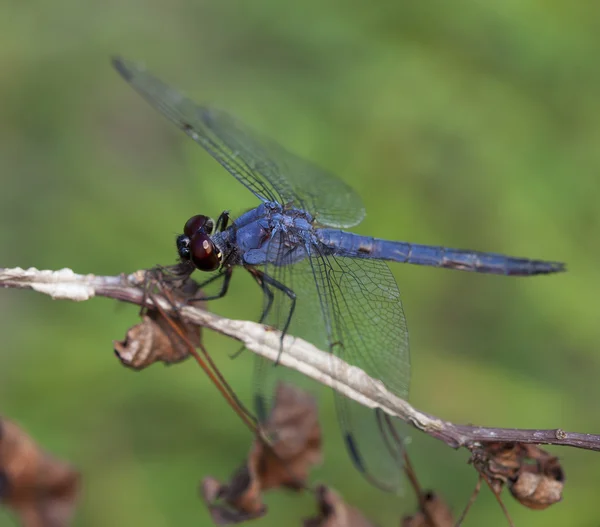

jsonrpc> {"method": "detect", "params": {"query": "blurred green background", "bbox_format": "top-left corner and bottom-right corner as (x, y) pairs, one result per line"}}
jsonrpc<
(1, 1), (599, 525)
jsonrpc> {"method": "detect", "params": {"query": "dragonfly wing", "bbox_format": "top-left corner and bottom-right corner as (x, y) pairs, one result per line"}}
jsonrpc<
(252, 231), (410, 490)
(252, 231), (323, 421)
(113, 58), (365, 228)
(309, 251), (410, 490)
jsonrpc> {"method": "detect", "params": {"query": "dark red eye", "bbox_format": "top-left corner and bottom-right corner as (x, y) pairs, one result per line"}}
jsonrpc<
(183, 215), (214, 237)
(189, 232), (220, 271)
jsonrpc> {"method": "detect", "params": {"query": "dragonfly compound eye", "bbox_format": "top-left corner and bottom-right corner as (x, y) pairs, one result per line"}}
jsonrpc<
(189, 232), (220, 271)
(183, 214), (215, 237)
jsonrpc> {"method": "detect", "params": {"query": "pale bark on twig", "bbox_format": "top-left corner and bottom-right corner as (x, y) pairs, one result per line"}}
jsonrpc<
(1, 266), (597, 452)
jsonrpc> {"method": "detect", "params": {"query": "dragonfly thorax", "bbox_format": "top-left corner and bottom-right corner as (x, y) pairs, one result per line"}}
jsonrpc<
(213, 202), (317, 267)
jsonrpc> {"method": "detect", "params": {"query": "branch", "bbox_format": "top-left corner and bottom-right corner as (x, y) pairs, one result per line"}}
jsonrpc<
(1, 266), (597, 452)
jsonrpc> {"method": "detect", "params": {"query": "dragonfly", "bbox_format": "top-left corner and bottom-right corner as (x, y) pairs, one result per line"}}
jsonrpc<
(113, 57), (565, 491)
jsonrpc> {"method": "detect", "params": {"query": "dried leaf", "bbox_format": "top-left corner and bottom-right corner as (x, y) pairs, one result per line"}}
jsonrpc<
(257, 382), (322, 490)
(508, 452), (564, 510)
(470, 442), (564, 510)
(303, 485), (375, 527)
(113, 312), (197, 369)
(114, 274), (203, 370)
(401, 491), (454, 527)
(200, 476), (266, 525)
(200, 383), (322, 524)
(0, 418), (80, 527)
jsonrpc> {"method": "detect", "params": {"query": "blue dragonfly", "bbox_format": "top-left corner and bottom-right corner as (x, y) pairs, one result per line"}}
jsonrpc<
(113, 57), (565, 491)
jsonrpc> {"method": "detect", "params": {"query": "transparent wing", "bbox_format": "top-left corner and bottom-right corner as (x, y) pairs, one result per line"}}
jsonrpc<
(113, 57), (365, 228)
(253, 232), (323, 421)
(253, 234), (411, 490)
(310, 251), (410, 490)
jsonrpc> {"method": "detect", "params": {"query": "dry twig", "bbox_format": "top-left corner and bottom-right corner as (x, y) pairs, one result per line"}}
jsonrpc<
(1, 266), (597, 454)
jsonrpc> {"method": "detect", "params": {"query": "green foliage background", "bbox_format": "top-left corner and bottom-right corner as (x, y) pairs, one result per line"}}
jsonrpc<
(1, 1), (599, 525)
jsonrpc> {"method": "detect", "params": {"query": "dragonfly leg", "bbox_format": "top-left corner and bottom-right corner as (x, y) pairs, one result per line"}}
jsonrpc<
(229, 266), (277, 359)
(245, 267), (275, 324)
(245, 267), (296, 363)
(187, 266), (233, 303)
(215, 210), (231, 232)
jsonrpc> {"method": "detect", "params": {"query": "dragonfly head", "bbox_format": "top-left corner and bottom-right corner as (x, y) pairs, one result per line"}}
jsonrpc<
(176, 215), (221, 272)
